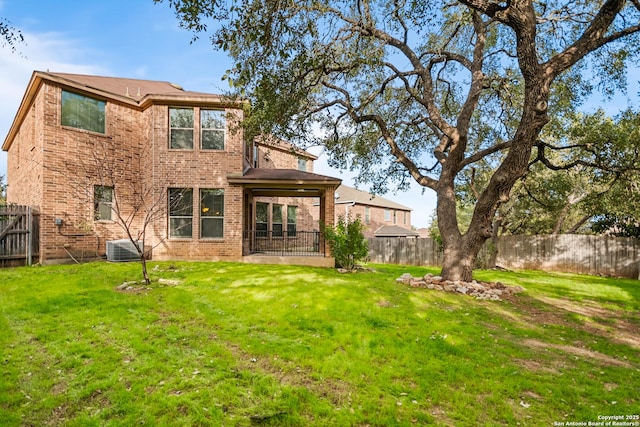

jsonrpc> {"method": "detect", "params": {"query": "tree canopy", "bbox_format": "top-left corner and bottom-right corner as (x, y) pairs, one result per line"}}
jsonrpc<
(0, 18), (23, 53)
(158, 0), (640, 280)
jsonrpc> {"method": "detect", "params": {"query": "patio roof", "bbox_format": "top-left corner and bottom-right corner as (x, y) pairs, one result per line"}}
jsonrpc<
(227, 168), (341, 197)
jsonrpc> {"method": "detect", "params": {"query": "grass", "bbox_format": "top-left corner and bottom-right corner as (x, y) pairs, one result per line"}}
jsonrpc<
(0, 261), (638, 426)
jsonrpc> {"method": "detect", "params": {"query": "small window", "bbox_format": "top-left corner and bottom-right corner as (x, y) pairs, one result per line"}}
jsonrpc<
(94, 185), (113, 221)
(200, 189), (224, 238)
(404, 211), (408, 225)
(169, 107), (194, 149)
(287, 206), (297, 237)
(168, 188), (193, 238)
(393, 210), (397, 224)
(61, 90), (105, 134)
(256, 202), (268, 237)
(298, 158), (307, 171)
(272, 204), (283, 237)
(364, 206), (370, 225)
(384, 209), (391, 222)
(201, 110), (225, 150)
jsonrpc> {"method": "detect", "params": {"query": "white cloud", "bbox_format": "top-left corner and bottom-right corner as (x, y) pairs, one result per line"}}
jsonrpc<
(0, 30), (108, 177)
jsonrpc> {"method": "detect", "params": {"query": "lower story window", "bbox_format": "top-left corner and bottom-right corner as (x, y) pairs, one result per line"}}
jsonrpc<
(169, 188), (193, 238)
(94, 185), (113, 221)
(256, 202), (268, 237)
(272, 204), (283, 237)
(287, 206), (297, 237)
(200, 189), (224, 238)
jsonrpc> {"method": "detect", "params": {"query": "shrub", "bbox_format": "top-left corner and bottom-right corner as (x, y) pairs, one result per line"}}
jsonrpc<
(323, 215), (368, 270)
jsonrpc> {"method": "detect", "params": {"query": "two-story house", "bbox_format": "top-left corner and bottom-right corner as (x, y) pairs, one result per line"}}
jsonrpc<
(324, 185), (418, 238)
(2, 71), (340, 266)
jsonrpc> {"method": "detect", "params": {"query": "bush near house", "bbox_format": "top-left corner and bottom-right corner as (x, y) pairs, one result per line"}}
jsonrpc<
(323, 214), (368, 270)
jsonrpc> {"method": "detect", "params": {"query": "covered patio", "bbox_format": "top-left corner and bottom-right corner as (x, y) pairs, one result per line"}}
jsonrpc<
(227, 168), (341, 267)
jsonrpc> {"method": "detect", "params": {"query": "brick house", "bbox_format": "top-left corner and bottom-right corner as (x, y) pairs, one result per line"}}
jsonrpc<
(2, 71), (340, 266)
(318, 184), (417, 238)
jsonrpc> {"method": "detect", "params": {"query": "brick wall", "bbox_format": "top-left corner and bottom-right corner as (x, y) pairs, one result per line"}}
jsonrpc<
(145, 104), (245, 261)
(6, 81), (249, 263)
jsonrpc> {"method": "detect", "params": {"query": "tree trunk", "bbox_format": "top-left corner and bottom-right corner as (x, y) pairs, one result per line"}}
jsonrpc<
(440, 230), (488, 282)
(140, 255), (151, 285)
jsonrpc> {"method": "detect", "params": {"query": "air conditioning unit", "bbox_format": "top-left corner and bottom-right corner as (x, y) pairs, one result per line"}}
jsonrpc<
(106, 239), (143, 262)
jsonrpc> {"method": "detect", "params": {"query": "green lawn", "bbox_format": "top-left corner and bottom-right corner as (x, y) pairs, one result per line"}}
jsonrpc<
(0, 261), (638, 426)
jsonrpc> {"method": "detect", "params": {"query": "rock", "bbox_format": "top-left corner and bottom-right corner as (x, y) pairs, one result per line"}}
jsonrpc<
(456, 286), (468, 294)
(427, 284), (435, 290)
(158, 278), (181, 286)
(443, 284), (456, 292)
(431, 276), (443, 283)
(424, 273), (434, 280)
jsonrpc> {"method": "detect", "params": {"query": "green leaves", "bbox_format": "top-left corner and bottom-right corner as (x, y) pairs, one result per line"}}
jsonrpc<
(323, 215), (368, 270)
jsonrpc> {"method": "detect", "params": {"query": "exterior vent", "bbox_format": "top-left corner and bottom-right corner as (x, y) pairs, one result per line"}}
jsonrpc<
(106, 239), (142, 262)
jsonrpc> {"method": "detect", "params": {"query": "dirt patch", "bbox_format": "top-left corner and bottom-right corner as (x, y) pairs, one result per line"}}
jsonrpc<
(522, 339), (633, 368)
(508, 295), (640, 350)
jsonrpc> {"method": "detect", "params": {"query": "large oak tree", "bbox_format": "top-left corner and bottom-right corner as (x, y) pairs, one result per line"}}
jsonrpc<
(158, 0), (640, 281)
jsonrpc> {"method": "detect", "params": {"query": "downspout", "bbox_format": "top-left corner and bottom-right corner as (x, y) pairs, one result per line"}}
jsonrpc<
(344, 201), (355, 220)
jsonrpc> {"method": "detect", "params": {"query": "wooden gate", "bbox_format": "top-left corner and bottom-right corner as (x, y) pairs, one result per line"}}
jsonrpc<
(0, 205), (40, 267)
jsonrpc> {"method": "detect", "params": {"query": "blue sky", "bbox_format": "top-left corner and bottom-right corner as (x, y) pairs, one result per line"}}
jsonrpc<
(0, 0), (438, 228)
(1, 1), (638, 229)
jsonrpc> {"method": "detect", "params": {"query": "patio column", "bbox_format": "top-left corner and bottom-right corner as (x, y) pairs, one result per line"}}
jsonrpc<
(320, 185), (337, 256)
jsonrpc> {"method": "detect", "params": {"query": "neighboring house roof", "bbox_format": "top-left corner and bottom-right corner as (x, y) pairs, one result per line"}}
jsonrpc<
(374, 225), (420, 238)
(255, 135), (317, 160)
(334, 185), (412, 211)
(227, 168), (341, 197)
(3, 71), (241, 151)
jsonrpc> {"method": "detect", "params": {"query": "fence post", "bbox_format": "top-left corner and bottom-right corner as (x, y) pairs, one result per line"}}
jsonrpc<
(26, 206), (32, 266)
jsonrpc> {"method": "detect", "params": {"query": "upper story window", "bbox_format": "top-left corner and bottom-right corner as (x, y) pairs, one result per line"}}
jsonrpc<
(169, 107), (194, 149)
(201, 110), (225, 150)
(364, 206), (370, 225)
(384, 209), (391, 222)
(298, 158), (307, 171)
(61, 90), (105, 134)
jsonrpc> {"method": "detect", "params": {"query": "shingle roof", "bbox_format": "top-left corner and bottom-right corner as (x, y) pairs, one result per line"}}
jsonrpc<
(373, 225), (420, 237)
(230, 168), (340, 183)
(334, 185), (412, 211)
(47, 72), (219, 101)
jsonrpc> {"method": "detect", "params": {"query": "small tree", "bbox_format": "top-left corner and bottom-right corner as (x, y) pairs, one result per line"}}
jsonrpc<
(63, 140), (174, 285)
(0, 174), (6, 205)
(323, 215), (368, 271)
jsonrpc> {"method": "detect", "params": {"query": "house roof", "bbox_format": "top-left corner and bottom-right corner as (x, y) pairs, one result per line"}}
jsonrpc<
(3, 71), (242, 151)
(334, 185), (412, 211)
(227, 167), (341, 197)
(374, 225), (420, 237)
(254, 135), (317, 160)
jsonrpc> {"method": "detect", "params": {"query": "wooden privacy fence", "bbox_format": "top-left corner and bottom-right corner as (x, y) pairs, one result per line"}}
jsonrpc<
(368, 235), (640, 279)
(0, 205), (40, 267)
